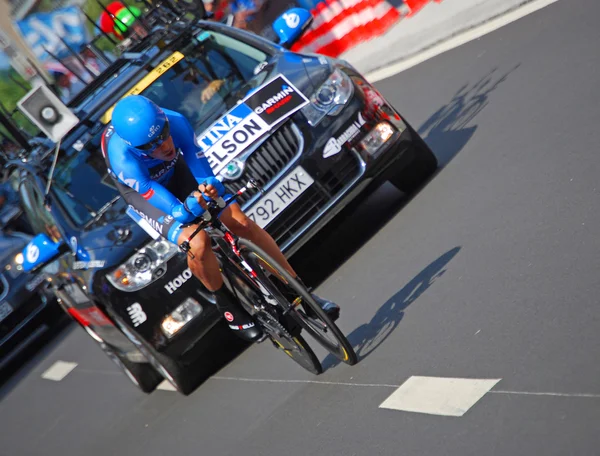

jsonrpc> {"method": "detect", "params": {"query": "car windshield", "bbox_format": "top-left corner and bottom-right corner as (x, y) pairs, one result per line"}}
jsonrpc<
(52, 134), (123, 227)
(140, 29), (270, 133)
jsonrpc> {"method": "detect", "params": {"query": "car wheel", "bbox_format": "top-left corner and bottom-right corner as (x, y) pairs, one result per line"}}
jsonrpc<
(101, 343), (164, 393)
(105, 310), (197, 395)
(389, 124), (438, 194)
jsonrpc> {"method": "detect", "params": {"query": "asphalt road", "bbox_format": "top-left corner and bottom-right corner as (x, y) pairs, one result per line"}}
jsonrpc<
(2, 0), (600, 454)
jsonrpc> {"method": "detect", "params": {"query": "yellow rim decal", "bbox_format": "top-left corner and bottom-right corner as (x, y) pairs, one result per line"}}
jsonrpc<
(100, 51), (185, 124)
(341, 347), (349, 361)
(273, 340), (285, 349)
(253, 253), (288, 283)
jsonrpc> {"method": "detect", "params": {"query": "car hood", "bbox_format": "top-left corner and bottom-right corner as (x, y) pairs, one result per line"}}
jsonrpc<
(0, 233), (31, 265)
(76, 209), (152, 267)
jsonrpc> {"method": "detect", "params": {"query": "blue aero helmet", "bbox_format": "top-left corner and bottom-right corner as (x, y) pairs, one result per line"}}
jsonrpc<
(112, 95), (170, 153)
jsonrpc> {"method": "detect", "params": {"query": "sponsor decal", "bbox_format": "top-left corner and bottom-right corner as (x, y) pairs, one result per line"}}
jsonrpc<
(127, 206), (163, 234)
(118, 171), (140, 192)
(228, 322), (256, 330)
(323, 113), (366, 159)
(164, 268), (193, 294)
(224, 311), (234, 322)
(26, 244), (39, 264)
(245, 75), (308, 126)
(149, 151), (179, 181)
(73, 260), (106, 270)
(148, 124), (161, 138)
(127, 303), (147, 327)
(282, 12), (300, 29)
(194, 75), (308, 174)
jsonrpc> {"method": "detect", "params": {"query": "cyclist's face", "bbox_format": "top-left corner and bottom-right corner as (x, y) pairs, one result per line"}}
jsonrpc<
(149, 136), (176, 161)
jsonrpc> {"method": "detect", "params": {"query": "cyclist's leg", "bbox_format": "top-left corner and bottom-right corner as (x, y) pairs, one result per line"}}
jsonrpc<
(219, 202), (295, 276)
(119, 182), (263, 342)
(218, 203), (340, 321)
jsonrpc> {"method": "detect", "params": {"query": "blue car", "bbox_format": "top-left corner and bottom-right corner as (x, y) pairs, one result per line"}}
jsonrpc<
(14, 6), (436, 394)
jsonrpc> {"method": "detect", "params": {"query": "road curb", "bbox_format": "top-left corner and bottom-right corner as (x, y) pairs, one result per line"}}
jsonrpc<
(348, 0), (559, 81)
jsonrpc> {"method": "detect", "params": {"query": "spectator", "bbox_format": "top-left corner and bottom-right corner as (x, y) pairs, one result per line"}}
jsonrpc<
(229, 0), (266, 29)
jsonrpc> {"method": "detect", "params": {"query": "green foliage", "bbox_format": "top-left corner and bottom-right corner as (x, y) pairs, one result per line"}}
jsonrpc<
(0, 70), (39, 141)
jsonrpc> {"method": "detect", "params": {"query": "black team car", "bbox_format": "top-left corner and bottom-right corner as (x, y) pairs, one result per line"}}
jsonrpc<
(12, 4), (437, 394)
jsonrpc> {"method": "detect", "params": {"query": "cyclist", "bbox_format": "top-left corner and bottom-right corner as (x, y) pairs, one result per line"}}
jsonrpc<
(102, 95), (339, 342)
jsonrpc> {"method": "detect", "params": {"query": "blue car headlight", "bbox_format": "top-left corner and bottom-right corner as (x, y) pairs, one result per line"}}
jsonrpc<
(302, 68), (354, 126)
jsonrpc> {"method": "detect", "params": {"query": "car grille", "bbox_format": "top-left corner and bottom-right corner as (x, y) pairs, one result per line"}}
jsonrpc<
(268, 150), (362, 247)
(223, 121), (301, 205)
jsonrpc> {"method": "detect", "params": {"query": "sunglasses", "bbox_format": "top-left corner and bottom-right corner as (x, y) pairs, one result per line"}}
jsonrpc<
(136, 121), (171, 152)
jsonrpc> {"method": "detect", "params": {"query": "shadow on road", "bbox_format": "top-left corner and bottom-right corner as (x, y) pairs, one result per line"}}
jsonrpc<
(321, 246), (461, 370)
(419, 64), (520, 167)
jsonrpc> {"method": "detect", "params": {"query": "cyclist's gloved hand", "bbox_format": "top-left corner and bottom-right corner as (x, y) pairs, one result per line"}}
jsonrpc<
(184, 194), (206, 217)
(200, 177), (226, 202)
(172, 203), (196, 223)
(172, 194), (206, 223)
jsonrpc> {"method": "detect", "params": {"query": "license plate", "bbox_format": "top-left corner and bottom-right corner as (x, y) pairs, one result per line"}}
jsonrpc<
(0, 301), (13, 322)
(247, 166), (314, 229)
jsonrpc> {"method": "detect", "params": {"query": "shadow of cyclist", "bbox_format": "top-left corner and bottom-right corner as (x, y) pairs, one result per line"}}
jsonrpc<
(321, 246), (461, 371)
(419, 64), (521, 167)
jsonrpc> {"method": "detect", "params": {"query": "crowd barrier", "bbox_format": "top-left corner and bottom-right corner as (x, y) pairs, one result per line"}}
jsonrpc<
(290, 0), (443, 57)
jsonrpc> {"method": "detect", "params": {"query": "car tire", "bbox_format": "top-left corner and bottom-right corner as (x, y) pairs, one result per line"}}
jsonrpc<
(389, 124), (438, 194)
(102, 343), (164, 393)
(104, 309), (197, 395)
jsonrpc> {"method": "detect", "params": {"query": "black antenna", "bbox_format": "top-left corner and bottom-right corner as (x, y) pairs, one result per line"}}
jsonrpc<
(80, 6), (118, 45)
(57, 35), (98, 80)
(42, 45), (88, 85)
(121, 1), (149, 31)
(8, 71), (29, 93)
(0, 102), (31, 151)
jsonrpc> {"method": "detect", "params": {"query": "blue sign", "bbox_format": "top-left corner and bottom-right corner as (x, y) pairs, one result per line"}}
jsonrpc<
(17, 6), (88, 61)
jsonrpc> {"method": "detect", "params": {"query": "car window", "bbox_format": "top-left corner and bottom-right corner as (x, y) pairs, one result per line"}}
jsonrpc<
(52, 134), (121, 227)
(19, 177), (62, 243)
(142, 30), (270, 133)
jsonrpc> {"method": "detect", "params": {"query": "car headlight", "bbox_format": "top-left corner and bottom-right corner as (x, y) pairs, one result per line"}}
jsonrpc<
(302, 68), (354, 126)
(161, 298), (203, 338)
(359, 122), (395, 157)
(107, 238), (179, 292)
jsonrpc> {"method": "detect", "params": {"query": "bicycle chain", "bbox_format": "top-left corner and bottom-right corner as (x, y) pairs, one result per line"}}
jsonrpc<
(255, 309), (297, 352)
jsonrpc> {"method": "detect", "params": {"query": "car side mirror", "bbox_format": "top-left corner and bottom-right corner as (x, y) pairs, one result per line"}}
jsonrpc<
(22, 233), (65, 273)
(272, 8), (313, 49)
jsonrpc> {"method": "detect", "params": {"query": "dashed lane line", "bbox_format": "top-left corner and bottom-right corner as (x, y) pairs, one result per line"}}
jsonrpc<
(41, 361), (78, 381)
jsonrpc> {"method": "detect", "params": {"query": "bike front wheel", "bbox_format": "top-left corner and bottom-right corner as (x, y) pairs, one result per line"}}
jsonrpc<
(238, 239), (358, 366)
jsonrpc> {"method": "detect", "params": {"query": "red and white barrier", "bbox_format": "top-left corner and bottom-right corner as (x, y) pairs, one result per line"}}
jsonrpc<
(291, 0), (443, 58)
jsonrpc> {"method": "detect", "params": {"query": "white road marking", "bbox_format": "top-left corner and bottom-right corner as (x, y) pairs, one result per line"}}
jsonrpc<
(366, 0), (560, 82)
(378, 376), (501, 417)
(156, 380), (177, 391)
(41, 361), (78, 381)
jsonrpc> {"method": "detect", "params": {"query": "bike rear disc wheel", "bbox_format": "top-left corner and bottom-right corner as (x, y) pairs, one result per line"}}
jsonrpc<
(256, 310), (322, 375)
(238, 239), (358, 366)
